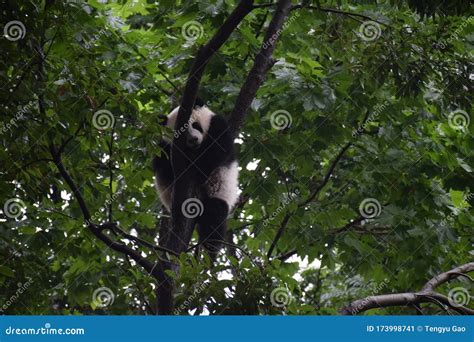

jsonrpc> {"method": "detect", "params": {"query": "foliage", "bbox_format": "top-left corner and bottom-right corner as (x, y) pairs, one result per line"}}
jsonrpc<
(0, 0), (472, 315)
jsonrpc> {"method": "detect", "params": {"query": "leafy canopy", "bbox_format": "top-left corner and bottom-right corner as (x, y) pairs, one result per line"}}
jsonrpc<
(0, 0), (472, 315)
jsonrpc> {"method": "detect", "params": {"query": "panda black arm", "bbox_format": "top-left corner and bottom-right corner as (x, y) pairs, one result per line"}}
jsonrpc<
(196, 115), (234, 179)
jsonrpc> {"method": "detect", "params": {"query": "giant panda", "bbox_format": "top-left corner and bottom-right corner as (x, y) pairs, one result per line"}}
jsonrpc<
(152, 100), (239, 258)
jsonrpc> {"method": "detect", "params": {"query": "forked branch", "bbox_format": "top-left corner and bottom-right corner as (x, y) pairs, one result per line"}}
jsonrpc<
(340, 262), (474, 315)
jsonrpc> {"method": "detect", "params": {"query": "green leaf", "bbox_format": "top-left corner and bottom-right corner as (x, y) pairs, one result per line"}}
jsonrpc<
(0, 266), (14, 278)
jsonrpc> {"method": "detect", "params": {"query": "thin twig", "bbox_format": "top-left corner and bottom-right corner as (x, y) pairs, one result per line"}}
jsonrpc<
(187, 239), (263, 271)
(300, 142), (352, 207)
(99, 222), (179, 257)
(253, 2), (276, 8)
(292, 4), (388, 27)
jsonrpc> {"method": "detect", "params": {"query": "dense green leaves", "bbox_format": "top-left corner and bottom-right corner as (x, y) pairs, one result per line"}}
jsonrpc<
(0, 0), (472, 315)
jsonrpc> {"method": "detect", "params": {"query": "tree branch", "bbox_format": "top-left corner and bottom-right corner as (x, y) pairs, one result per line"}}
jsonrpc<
(196, 0), (293, 264)
(267, 106), (372, 259)
(299, 142), (352, 207)
(292, 4), (388, 27)
(421, 262), (474, 292)
(341, 262), (474, 315)
(253, 2), (276, 9)
(34, 7), (162, 315)
(330, 216), (365, 234)
(99, 222), (178, 257)
(168, 0), (256, 254)
(267, 141), (352, 258)
(49, 145), (159, 278)
(274, 248), (297, 261)
(266, 213), (290, 258)
(159, 0), (257, 315)
(158, 0), (295, 315)
(228, 0), (293, 138)
(187, 239), (263, 271)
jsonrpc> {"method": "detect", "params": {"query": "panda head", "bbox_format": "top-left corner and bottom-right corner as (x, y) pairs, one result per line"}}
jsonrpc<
(164, 105), (215, 149)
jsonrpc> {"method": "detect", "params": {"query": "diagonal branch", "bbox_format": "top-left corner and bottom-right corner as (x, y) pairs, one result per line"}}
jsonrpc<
(159, 0), (295, 315)
(222, 0), (294, 260)
(159, 0), (258, 315)
(267, 142), (352, 258)
(299, 142), (352, 207)
(292, 4), (388, 27)
(100, 222), (178, 257)
(168, 0), (256, 255)
(173, 0), (256, 145)
(422, 262), (474, 292)
(341, 262), (474, 315)
(267, 108), (371, 259)
(274, 249), (297, 261)
(186, 239), (263, 271)
(341, 291), (474, 316)
(49, 145), (159, 278)
(228, 0), (293, 138)
(330, 216), (365, 234)
(253, 2), (276, 9)
(267, 213), (290, 258)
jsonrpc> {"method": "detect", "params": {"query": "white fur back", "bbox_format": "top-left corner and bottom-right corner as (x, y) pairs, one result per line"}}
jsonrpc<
(205, 161), (240, 212)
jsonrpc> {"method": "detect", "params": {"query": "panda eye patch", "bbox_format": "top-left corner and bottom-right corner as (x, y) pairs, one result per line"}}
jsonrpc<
(192, 122), (203, 133)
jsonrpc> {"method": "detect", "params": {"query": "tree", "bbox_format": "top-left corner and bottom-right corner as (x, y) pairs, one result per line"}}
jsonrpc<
(0, 0), (472, 315)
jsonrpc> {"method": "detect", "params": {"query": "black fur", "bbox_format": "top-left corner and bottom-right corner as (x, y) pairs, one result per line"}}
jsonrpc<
(196, 197), (229, 260)
(194, 97), (206, 108)
(194, 115), (235, 182)
(153, 109), (236, 259)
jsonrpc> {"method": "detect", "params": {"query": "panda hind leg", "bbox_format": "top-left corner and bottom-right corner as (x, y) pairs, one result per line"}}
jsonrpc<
(196, 197), (229, 261)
